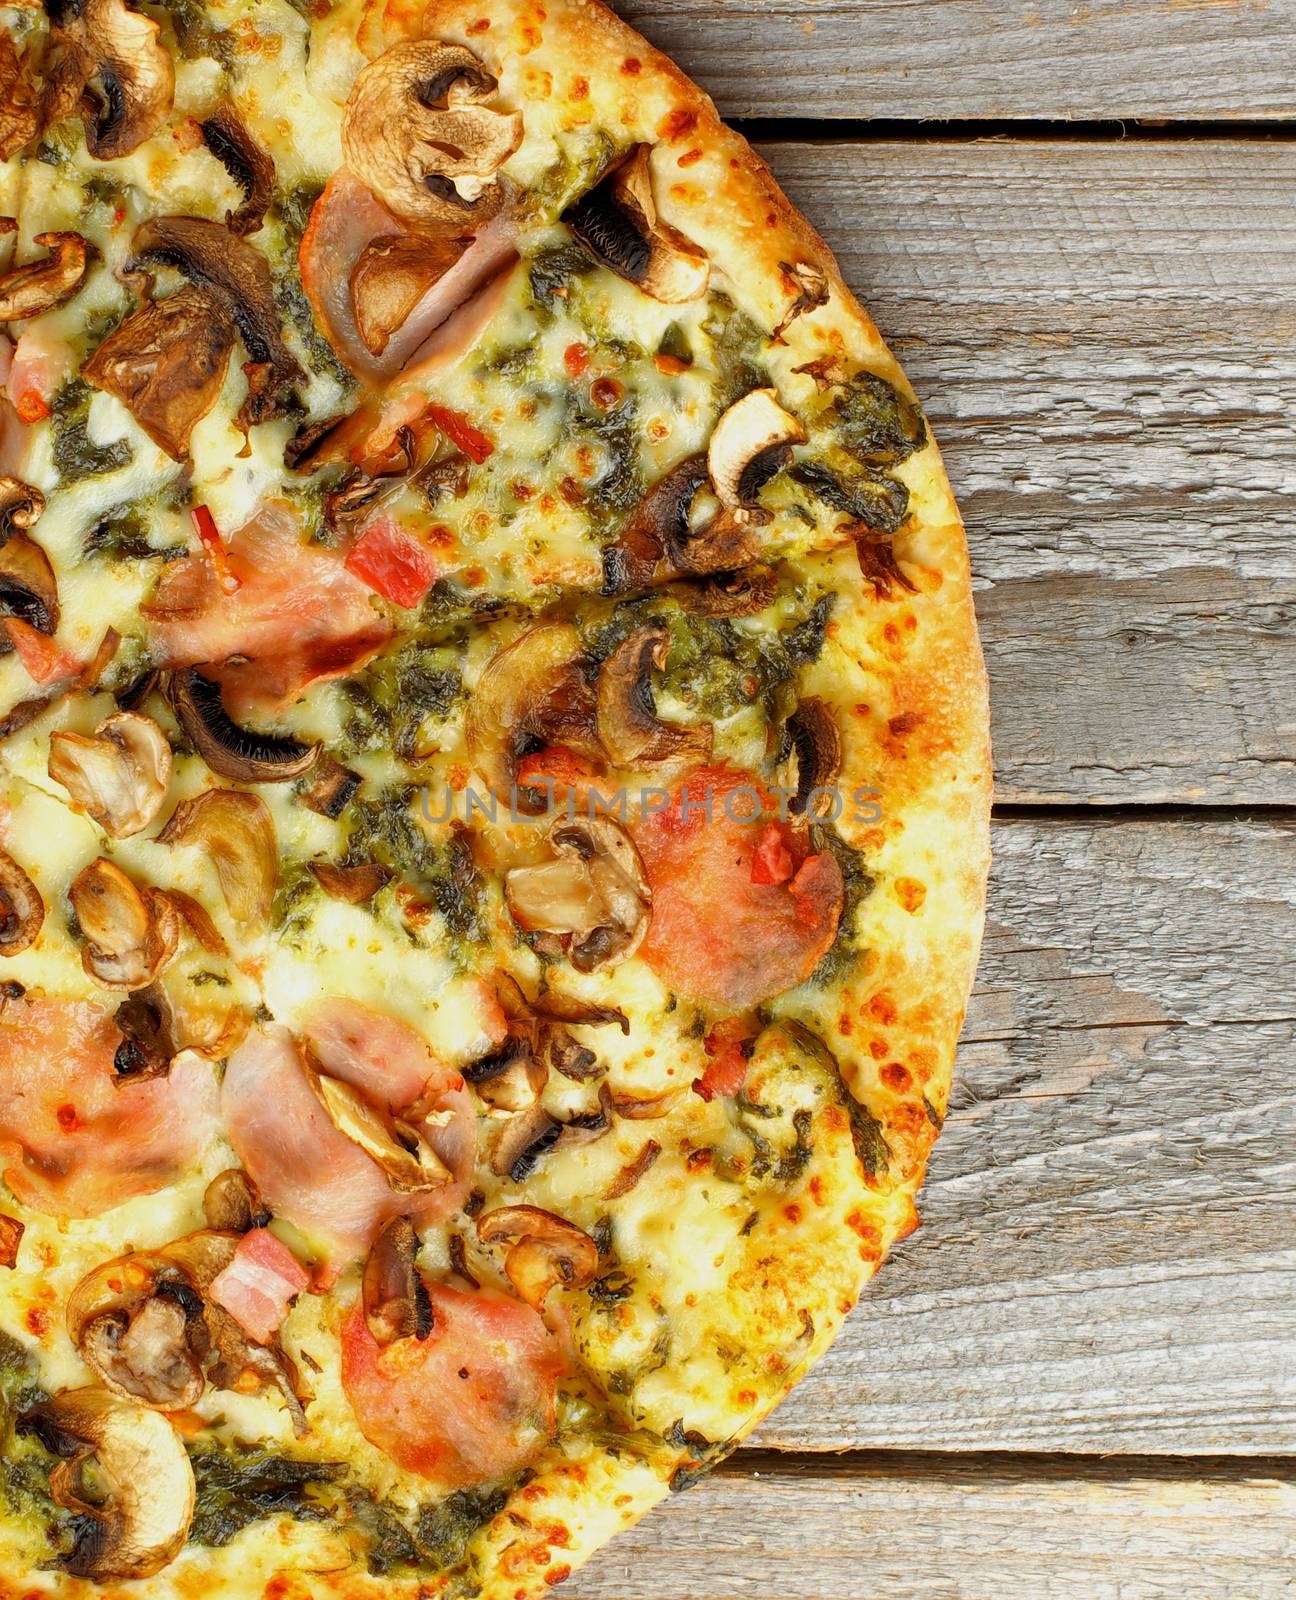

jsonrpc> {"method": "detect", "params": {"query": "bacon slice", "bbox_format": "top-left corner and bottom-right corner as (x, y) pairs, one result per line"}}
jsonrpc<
(633, 766), (844, 1009)
(221, 1016), (474, 1270)
(0, 996), (218, 1218)
(340, 1283), (562, 1488)
(209, 1227), (311, 1345)
(142, 500), (392, 718)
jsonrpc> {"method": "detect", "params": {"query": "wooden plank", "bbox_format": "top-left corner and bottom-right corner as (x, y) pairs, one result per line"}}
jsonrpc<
(614, 0), (1296, 122)
(753, 813), (1296, 1454)
(753, 140), (1296, 805)
(571, 1452), (1296, 1600)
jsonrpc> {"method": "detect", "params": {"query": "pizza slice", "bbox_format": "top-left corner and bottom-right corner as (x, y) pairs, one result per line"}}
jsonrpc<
(0, 1), (990, 1595)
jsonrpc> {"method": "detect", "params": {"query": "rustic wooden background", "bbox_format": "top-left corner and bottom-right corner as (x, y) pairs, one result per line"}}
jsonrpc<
(573, 3), (1296, 1595)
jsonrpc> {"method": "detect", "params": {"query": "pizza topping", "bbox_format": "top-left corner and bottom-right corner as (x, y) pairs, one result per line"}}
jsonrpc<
(222, 1023), (473, 1265)
(339, 1281), (562, 1488)
(208, 1227), (311, 1345)
(350, 233), (467, 357)
(203, 1167), (269, 1233)
(476, 1205), (598, 1312)
(0, 845), (43, 954)
(129, 217), (302, 422)
(0, 533), (60, 644)
(0, 32), (40, 162)
(680, 563), (780, 618)
(0, 1211), (23, 1268)
(603, 453), (761, 594)
(300, 756), (362, 819)
(20, 1387), (194, 1581)
(159, 788), (277, 923)
(489, 1103), (561, 1181)
(67, 1251), (207, 1409)
(82, 287), (237, 461)
(112, 984), (181, 1082)
(505, 816), (651, 973)
(305, 1058), (454, 1193)
(362, 1216), (433, 1345)
(49, 0), (175, 161)
(707, 387), (806, 523)
(565, 144), (709, 303)
(48, 711), (172, 838)
(772, 260), (830, 342)
(464, 1033), (546, 1113)
(466, 622), (599, 799)
(633, 766), (844, 1007)
(787, 697), (843, 815)
(200, 101), (275, 237)
(164, 669), (322, 784)
(596, 623), (713, 770)
(341, 42), (522, 232)
(70, 858), (180, 990)
(344, 516), (438, 608)
(0, 475), (44, 542)
(0, 231), (93, 323)
(310, 858), (393, 904)
(695, 1017), (752, 1100)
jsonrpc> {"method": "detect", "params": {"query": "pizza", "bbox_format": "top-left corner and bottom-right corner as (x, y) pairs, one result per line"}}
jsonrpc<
(0, 0), (990, 1594)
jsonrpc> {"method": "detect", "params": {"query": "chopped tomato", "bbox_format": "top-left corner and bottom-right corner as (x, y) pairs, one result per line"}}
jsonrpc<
(633, 766), (844, 1009)
(341, 1283), (563, 1489)
(563, 343), (590, 378)
(426, 402), (493, 463)
(696, 1017), (751, 1102)
(14, 391), (48, 424)
(751, 823), (795, 886)
(3, 618), (78, 684)
(591, 377), (623, 410)
(344, 518), (437, 609)
(515, 745), (597, 806)
(209, 1228), (310, 1344)
(191, 505), (240, 595)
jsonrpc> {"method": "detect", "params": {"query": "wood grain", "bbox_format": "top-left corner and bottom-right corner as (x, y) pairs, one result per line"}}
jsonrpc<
(753, 813), (1296, 1453)
(613, 0), (1296, 122)
(753, 140), (1296, 804)
(570, 1451), (1296, 1600)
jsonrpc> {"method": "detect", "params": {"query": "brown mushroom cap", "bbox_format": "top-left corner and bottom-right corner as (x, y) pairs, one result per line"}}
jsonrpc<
(69, 857), (179, 989)
(0, 477), (44, 546)
(341, 41), (522, 232)
(0, 32), (40, 162)
(707, 387), (806, 523)
(787, 697), (843, 816)
(566, 144), (709, 304)
(0, 533), (59, 643)
(56, 0), (175, 161)
(67, 1254), (205, 1410)
(304, 1055), (452, 1193)
(48, 711), (172, 838)
(595, 624), (713, 772)
(309, 859), (393, 905)
(476, 1204), (598, 1312)
(505, 816), (651, 974)
(0, 846), (43, 956)
(200, 101), (275, 237)
(83, 287), (237, 462)
(463, 1033), (547, 1113)
(20, 1386), (194, 1581)
(602, 454), (764, 596)
(362, 1218), (433, 1345)
(164, 668), (321, 785)
(0, 232), (92, 323)
(159, 787), (277, 925)
(203, 1167), (269, 1233)
(350, 232), (469, 357)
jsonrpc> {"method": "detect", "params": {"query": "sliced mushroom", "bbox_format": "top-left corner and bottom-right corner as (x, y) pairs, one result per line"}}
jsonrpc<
(787, 698), (843, 816)
(0, 535), (59, 647)
(506, 817), (651, 974)
(0, 231), (92, 322)
(130, 217), (303, 421)
(532, 989), (629, 1033)
(201, 101), (275, 237)
(596, 624), (712, 771)
(566, 144), (708, 303)
(20, 1387), (193, 1580)
(0, 1212), (23, 1268)
(56, 0), (175, 160)
(70, 858), (179, 989)
(476, 1205), (598, 1313)
(351, 233), (469, 358)
(361, 1218), (433, 1346)
(463, 1033), (546, 1113)
(82, 287), (237, 462)
(771, 259), (830, 342)
(602, 454), (761, 594)
(304, 1056), (451, 1192)
(607, 1084), (685, 1120)
(465, 623), (599, 800)
(0, 32), (40, 162)
(66, 1247), (206, 1408)
(489, 1103), (561, 1182)
(203, 1167), (269, 1233)
(48, 711), (172, 837)
(0, 627), (120, 744)
(300, 757), (361, 819)
(605, 1138), (661, 1200)
(0, 477), (44, 546)
(112, 984), (177, 1081)
(341, 41), (522, 232)
(678, 564), (779, 618)
(707, 388), (805, 523)
(159, 787), (277, 924)
(309, 859), (392, 904)
(165, 668), (321, 784)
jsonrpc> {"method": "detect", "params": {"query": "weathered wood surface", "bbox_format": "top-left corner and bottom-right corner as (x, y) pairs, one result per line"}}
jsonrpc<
(571, 1451), (1296, 1600)
(751, 813), (1296, 1453)
(753, 140), (1296, 805)
(614, 0), (1296, 122)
